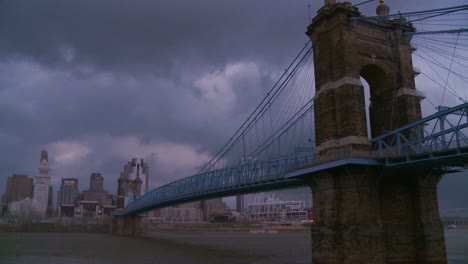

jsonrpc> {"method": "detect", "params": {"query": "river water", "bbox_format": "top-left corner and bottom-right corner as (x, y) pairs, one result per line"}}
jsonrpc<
(0, 229), (466, 263)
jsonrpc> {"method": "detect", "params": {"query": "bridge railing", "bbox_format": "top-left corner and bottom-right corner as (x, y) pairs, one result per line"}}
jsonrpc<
(370, 102), (468, 161)
(121, 153), (314, 214)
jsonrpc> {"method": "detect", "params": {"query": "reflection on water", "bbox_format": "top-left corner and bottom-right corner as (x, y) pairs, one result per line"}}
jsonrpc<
(0, 229), (466, 264)
(445, 229), (468, 264)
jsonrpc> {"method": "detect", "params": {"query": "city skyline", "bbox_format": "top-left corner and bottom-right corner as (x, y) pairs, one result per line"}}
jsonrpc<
(0, 0), (467, 209)
(0, 151), (117, 199)
(0, 1), (467, 263)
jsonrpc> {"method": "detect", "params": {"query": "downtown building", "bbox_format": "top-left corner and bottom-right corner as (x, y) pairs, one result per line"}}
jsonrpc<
(7, 198), (40, 218)
(114, 158), (231, 222)
(154, 206), (203, 223)
(57, 178), (79, 218)
(246, 197), (308, 224)
(1, 174), (34, 216)
(2, 150), (53, 218)
(74, 173), (114, 221)
(117, 158), (149, 210)
(82, 173), (111, 202)
(122, 158), (149, 195)
(150, 199), (232, 223)
(33, 150), (52, 218)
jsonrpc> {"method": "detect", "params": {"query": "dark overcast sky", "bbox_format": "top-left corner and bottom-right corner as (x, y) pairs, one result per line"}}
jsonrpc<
(1, 0), (467, 208)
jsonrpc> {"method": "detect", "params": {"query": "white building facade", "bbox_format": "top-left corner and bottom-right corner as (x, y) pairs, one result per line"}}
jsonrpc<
(33, 150), (51, 218)
(157, 207), (203, 223)
(247, 198), (308, 224)
(123, 158), (149, 196)
(8, 197), (40, 218)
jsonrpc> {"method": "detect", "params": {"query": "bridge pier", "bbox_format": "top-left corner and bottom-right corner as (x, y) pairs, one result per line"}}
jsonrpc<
(380, 172), (446, 263)
(306, 168), (446, 264)
(306, 168), (386, 263)
(111, 215), (142, 236)
(305, 1), (448, 263)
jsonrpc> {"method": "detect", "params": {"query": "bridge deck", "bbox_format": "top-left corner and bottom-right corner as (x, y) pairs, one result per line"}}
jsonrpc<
(117, 103), (468, 216)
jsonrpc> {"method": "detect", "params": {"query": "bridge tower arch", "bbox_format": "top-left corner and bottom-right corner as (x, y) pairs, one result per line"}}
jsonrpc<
(360, 63), (391, 138)
(308, 1), (422, 158)
(305, 1), (446, 263)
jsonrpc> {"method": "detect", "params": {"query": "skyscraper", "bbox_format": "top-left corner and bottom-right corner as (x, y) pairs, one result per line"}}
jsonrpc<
(89, 173), (104, 192)
(57, 178), (79, 217)
(117, 158), (149, 210)
(48, 186), (54, 216)
(2, 174), (34, 215)
(58, 178), (79, 205)
(82, 173), (113, 206)
(33, 150), (51, 217)
(122, 158), (149, 195)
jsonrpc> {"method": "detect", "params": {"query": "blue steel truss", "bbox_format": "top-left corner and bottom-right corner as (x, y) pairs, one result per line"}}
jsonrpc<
(117, 102), (468, 216)
(115, 4), (468, 217)
(371, 102), (468, 166)
(116, 102), (468, 216)
(115, 154), (313, 216)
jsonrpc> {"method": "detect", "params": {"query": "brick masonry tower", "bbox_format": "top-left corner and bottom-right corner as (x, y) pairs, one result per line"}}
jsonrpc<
(305, 1), (446, 263)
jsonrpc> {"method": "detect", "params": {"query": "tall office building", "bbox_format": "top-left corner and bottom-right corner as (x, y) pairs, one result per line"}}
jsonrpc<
(48, 186), (54, 216)
(122, 158), (149, 195)
(33, 150), (51, 217)
(77, 173), (114, 219)
(236, 195), (244, 213)
(57, 178), (79, 217)
(2, 174), (33, 214)
(82, 173), (113, 206)
(117, 159), (149, 210)
(3, 174), (34, 205)
(89, 173), (104, 192)
(58, 178), (79, 205)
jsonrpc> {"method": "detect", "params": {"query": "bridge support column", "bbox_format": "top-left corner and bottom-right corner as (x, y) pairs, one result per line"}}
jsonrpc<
(306, 168), (447, 264)
(413, 173), (447, 263)
(111, 215), (142, 236)
(306, 168), (386, 264)
(380, 172), (446, 264)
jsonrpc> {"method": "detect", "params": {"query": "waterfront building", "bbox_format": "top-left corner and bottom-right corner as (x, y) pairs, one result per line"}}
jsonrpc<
(122, 158), (149, 195)
(82, 173), (113, 206)
(151, 199), (231, 223)
(74, 173), (115, 220)
(157, 207), (203, 223)
(33, 150), (51, 218)
(236, 195), (244, 213)
(117, 159), (148, 210)
(57, 178), (79, 217)
(170, 199), (232, 222)
(89, 173), (104, 192)
(200, 198), (231, 221)
(47, 186), (54, 216)
(246, 198), (308, 224)
(58, 178), (79, 205)
(8, 197), (40, 218)
(2, 174), (34, 210)
(74, 200), (114, 221)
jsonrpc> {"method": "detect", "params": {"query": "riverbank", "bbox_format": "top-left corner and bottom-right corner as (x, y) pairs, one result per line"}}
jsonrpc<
(1, 221), (465, 235)
(147, 224), (311, 234)
(0, 222), (109, 233)
(0, 221), (311, 235)
(445, 224), (468, 230)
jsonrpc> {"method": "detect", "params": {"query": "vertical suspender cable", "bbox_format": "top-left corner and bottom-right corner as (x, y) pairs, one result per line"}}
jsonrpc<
(441, 32), (460, 106)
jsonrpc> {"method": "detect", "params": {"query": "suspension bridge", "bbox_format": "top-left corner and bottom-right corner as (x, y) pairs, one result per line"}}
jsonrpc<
(113, 1), (468, 263)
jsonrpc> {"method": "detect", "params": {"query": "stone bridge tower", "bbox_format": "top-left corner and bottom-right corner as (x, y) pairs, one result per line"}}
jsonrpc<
(305, 1), (446, 263)
(309, 0), (421, 158)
